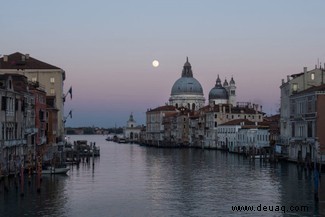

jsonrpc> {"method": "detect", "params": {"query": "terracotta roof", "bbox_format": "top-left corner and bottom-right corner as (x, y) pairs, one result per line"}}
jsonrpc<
(147, 105), (176, 112)
(263, 114), (280, 122)
(0, 52), (61, 70)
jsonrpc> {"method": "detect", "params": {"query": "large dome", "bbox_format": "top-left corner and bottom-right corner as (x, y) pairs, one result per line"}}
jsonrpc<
(170, 57), (203, 96)
(209, 75), (229, 100)
(171, 77), (203, 95)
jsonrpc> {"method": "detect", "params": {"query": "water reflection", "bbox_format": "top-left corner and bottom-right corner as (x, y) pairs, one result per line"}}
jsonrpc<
(0, 174), (69, 217)
(0, 135), (323, 217)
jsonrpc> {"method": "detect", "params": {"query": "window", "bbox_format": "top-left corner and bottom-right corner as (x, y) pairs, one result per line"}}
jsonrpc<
(311, 73), (315, 80)
(32, 77), (37, 82)
(292, 83), (298, 92)
(1, 96), (6, 110)
(307, 122), (313, 137)
(50, 88), (55, 95)
(50, 77), (55, 83)
(291, 122), (295, 137)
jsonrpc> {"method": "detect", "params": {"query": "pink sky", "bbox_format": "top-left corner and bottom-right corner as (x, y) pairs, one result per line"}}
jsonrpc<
(1, 0), (325, 127)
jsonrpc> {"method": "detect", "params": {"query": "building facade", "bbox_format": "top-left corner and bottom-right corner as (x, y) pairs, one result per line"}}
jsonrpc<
(0, 74), (35, 175)
(124, 113), (142, 142)
(280, 65), (325, 163)
(0, 53), (66, 142)
(146, 105), (177, 146)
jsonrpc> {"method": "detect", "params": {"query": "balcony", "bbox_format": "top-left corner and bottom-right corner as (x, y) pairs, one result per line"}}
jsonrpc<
(4, 139), (27, 147)
(25, 128), (38, 134)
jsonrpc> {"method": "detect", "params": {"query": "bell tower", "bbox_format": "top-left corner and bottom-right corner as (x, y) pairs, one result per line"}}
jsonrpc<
(227, 76), (236, 106)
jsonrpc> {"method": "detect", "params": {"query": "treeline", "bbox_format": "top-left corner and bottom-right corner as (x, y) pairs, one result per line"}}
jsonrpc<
(66, 127), (124, 135)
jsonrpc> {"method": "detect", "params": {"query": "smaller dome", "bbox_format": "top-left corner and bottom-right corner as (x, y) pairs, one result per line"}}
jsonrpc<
(209, 86), (228, 100)
(209, 75), (229, 100)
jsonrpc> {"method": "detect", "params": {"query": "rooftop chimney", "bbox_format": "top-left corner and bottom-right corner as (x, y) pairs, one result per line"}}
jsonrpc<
(3, 55), (8, 62)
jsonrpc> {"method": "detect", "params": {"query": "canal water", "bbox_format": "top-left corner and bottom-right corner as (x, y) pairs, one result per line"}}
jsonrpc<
(0, 135), (324, 217)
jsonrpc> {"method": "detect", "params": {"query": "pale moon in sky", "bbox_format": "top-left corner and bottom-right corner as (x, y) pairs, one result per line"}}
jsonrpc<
(152, 60), (159, 67)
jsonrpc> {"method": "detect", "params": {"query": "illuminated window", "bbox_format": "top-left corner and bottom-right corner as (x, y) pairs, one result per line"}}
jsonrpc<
(50, 88), (55, 95)
(32, 77), (37, 82)
(292, 83), (298, 92)
(311, 73), (315, 80)
(50, 77), (55, 83)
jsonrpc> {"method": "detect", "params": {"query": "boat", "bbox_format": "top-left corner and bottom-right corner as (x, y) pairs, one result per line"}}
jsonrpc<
(41, 166), (70, 174)
(118, 138), (127, 143)
(105, 136), (113, 141)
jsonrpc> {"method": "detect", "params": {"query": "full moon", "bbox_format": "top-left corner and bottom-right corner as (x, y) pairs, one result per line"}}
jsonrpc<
(152, 60), (159, 67)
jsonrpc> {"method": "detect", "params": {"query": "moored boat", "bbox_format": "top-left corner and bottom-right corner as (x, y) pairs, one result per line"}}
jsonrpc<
(42, 166), (70, 174)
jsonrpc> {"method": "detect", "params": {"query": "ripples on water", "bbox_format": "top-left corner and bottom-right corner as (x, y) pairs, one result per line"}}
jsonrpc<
(0, 135), (322, 217)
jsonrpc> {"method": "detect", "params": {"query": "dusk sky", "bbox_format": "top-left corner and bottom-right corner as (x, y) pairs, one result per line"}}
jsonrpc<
(1, 0), (325, 128)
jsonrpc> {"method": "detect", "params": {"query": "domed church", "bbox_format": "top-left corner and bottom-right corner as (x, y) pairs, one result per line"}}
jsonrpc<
(169, 57), (205, 110)
(208, 75), (236, 106)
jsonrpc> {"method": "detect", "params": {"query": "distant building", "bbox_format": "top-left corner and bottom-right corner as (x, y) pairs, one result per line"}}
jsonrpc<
(146, 57), (267, 149)
(124, 113), (142, 142)
(146, 105), (177, 146)
(218, 119), (269, 152)
(198, 103), (264, 149)
(162, 107), (191, 146)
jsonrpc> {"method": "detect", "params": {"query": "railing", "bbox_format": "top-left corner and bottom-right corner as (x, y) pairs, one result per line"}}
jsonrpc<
(4, 139), (27, 147)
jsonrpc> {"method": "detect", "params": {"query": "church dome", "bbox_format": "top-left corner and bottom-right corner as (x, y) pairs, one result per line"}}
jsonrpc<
(170, 57), (203, 96)
(209, 75), (229, 100)
(171, 77), (203, 95)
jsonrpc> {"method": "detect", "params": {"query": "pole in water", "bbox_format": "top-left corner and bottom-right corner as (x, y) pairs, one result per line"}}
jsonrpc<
(37, 156), (41, 193)
(314, 165), (319, 202)
(20, 163), (24, 197)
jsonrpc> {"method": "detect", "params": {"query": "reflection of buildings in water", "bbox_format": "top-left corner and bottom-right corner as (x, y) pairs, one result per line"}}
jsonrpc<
(0, 174), (69, 216)
(144, 149), (282, 215)
(274, 163), (322, 215)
